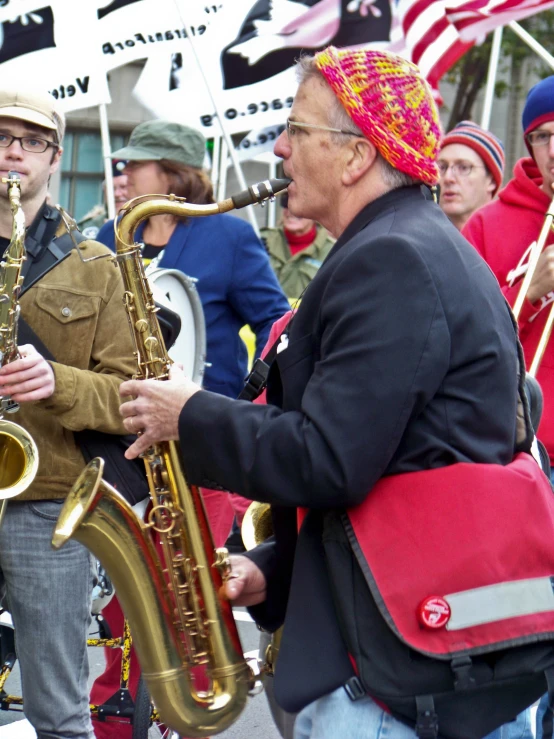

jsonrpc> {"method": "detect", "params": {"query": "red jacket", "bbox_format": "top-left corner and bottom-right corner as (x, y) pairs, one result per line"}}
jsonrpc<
(463, 157), (554, 459)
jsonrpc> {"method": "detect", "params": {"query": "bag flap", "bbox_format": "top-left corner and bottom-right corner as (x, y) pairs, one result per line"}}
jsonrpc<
(345, 453), (554, 657)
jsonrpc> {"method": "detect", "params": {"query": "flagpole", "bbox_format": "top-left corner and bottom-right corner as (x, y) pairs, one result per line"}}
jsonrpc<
(211, 135), (221, 193)
(172, 0), (261, 237)
(98, 103), (115, 221)
(217, 137), (228, 202)
(508, 21), (554, 71)
(481, 26), (503, 130)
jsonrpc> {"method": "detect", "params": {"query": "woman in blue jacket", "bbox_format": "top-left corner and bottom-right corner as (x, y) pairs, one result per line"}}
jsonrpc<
(97, 119), (289, 400)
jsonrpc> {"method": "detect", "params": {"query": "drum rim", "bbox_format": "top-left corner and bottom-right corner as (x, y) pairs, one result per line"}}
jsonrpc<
(148, 268), (207, 386)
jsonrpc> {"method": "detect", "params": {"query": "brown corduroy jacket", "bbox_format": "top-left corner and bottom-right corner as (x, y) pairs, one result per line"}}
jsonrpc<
(14, 237), (136, 501)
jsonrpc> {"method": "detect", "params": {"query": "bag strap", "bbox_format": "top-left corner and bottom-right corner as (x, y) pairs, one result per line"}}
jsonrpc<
(16, 314), (55, 362)
(14, 204), (86, 355)
(237, 316), (293, 401)
(507, 305), (535, 455)
(20, 204), (85, 296)
(543, 667), (554, 739)
(415, 696), (438, 739)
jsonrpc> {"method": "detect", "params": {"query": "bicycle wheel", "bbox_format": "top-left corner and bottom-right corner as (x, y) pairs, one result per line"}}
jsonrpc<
(132, 674), (181, 739)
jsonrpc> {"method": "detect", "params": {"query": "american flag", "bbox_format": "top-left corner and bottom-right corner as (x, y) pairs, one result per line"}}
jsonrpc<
(397, 0), (554, 91)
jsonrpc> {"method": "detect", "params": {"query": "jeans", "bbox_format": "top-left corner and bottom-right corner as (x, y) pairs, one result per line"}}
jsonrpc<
(536, 694), (549, 739)
(0, 500), (95, 739)
(537, 470), (554, 738)
(293, 687), (418, 739)
(293, 687), (537, 739)
(484, 708), (534, 739)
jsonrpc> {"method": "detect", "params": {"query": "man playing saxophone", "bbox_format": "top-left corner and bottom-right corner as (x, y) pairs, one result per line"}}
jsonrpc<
(119, 48), (540, 739)
(0, 84), (135, 739)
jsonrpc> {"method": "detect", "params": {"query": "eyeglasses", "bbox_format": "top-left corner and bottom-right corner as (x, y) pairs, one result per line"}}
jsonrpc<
(0, 133), (58, 154)
(437, 161), (485, 178)
(525, 130), (554, 148)
(285, 118), (360, 138)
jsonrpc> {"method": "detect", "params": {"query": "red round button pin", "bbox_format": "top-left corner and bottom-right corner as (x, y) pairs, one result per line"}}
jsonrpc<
(418, 596), (451, 629)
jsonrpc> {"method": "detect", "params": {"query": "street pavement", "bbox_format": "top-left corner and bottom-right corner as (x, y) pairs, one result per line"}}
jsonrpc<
(0, 608), (283, 739)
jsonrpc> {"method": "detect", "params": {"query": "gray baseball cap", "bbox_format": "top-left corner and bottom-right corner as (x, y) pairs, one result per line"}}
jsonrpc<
(111, 120), (206, 169)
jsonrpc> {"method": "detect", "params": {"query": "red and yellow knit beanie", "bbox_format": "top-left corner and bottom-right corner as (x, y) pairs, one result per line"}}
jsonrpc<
(314, 46), (441, 186)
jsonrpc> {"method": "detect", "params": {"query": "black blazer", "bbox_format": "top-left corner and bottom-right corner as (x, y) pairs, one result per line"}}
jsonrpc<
(179, 186), (519, 711)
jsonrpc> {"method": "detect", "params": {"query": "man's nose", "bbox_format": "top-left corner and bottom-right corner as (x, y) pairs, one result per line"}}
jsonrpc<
(5, 140), (24, 157)
(274, 129), (289, 159)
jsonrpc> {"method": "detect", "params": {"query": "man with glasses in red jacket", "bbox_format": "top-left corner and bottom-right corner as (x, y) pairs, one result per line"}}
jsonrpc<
(463, 74), (554, 739)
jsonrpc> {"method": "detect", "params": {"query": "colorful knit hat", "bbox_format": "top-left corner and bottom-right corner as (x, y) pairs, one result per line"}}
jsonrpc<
(314, 47), (441, 185)
(522, 76), (554, 137)
(440, 121), (505, 194)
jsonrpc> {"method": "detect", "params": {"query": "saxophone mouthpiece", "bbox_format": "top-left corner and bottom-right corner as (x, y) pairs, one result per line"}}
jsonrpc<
(2, 172), (21, 188)
(230, 178), (291, 210)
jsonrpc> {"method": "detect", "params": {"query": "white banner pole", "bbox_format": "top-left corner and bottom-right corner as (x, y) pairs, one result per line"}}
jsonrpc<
(173, 0), (261, 236)
(481, 26), (503, 130)
(508, 21), (554, 71)
(98, 103), (115, 221)
(211, 135), (221, 193)
(217, 138), (228, 203)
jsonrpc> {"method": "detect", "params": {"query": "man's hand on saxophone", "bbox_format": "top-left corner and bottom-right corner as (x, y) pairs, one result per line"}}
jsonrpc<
(223, 554), (267, 607)
(119, 364), (200, 458)
(0, 344), (55, 402)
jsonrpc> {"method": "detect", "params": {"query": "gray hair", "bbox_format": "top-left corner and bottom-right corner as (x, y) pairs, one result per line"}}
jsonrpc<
(295, 55), (419, 190)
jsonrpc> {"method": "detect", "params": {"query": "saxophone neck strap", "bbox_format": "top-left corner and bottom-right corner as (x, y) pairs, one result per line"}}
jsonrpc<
(20, 203), (86, 296)
(24, 202), (61, 261)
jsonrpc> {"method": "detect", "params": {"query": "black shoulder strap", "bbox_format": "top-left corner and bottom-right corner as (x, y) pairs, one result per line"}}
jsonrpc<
(20, 205), (87, 296)
(16, 313), (55, 361)
(237, 317), (292, 401)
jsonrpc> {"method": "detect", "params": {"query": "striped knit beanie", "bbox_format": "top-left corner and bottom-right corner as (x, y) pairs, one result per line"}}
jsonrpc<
(440, 121), (505, 194)
(314, 47), (441, 186)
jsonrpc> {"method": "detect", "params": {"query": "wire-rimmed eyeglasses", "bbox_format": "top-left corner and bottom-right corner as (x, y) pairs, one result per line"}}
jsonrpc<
(285, 118), (360, 138)
(437, 161), (485, 178)
(0, 133), (59, 154)
(525, 130), (554, 148)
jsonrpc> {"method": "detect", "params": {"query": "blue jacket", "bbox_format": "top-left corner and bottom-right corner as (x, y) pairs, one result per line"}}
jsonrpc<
(96, 214), (289, 399)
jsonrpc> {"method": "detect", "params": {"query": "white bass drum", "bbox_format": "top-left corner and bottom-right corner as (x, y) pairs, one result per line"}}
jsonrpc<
(147, 268), (206, 386)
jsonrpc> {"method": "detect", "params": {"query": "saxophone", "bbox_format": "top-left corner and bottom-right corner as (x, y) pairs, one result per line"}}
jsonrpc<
(52, 178), (290, 737)
(0, 172), (39, 504)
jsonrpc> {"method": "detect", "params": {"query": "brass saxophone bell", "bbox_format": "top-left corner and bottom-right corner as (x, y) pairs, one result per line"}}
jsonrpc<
(241, 502), (282, 676)
(0, 420), (39, 499)
(241, 501), (273, 551)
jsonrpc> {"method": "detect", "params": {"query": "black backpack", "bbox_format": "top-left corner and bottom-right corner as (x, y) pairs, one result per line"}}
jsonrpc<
(321, 329), (554, 739)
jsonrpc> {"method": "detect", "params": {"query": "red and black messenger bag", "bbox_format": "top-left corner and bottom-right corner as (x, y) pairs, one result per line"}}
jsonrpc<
(322, 452), (554, 739)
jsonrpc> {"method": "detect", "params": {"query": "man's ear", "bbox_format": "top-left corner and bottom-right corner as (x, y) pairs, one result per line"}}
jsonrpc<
(485, 174), (496, 196)
(342, 138), (377, 186)
(49, 145), (63, 174)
